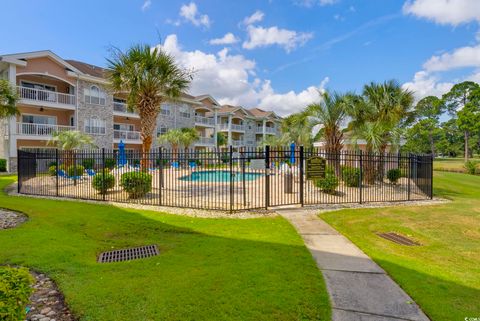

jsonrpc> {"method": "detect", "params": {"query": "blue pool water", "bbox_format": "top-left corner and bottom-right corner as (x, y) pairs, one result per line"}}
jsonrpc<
(179, 170), (263, 182)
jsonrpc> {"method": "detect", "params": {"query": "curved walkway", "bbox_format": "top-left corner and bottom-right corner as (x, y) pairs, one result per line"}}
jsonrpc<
(276, 208), (430, 321)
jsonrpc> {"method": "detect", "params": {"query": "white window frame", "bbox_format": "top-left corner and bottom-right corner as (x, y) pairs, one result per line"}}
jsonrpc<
(85, 85), (106, 106)
(84, 118), (106, 135)
(160, 104), (171, 116)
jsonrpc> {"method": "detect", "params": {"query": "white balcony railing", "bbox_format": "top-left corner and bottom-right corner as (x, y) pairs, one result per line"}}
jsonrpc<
(114, 130), (141, 141)
(17, 86), (75, 106)
(232, 139), (245, 147)
(219, 123), (245, 131)
(113, 102), (137, 115)
(194, 115), (215, 126)
(256, 127), (277, 134)
(197, 137), (215, 145)
(16, 123), (75, 136)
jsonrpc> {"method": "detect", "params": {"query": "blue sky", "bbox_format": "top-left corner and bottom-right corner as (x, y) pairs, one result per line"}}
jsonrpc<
(1, 0), (479, 115)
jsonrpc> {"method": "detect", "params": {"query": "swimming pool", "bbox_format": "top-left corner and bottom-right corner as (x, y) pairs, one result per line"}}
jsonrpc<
(179, 170), (264, 182)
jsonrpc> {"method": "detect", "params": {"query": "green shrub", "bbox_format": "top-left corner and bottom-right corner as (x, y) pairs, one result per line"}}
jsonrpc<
(48, 164), (65, 176)
(314, 174), (339, 194)
(0, 266), (34, 321)
(104, 158), (116, 170)
(387, 168), (402, 184)
(341, 166), (361, 187)
(67, 165), (85, 177)
(464, 160), (479, 175)
(82, 158), (95, 169)
(120, 171), (152, 198)
(0, 159), (6, 172)
(92, 171), (115, 194)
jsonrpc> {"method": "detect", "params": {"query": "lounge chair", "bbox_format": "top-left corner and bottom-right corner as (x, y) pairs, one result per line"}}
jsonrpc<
(86, 169), (96, 177)
(189, 161), (197, 170)
(172, 162), (179, 169)
(57, 169), (83, 180)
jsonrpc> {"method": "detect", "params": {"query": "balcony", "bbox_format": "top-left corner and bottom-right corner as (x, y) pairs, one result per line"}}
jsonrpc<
(219, 123), (245, 132)
(113, 102), (139, 117)
(256, 127), (277, 134)
(231, 139), (244, 147)
(196, 137), (215, 145)
(114, 130), (141, 143)
(194, 115), (215, 127)
(17, 86), (76, 109)
(16, 122), (75, 137)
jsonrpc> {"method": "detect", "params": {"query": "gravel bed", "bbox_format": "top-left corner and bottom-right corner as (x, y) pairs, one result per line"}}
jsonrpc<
(0, 208), (27, 229)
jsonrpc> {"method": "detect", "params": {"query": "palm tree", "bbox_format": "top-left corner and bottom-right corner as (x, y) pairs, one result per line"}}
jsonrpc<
(157, 128), (183, 157)
(180, 127), (200, 150)
(107, 45), (192, 168)
(281, 113), (312, 146)
(0, 79), (19, 119)
(259, 132), (290, 148)
(216, 132), (227, 148)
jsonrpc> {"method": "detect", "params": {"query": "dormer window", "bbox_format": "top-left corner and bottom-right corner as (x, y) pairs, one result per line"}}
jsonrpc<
(85, 85), (106, 105)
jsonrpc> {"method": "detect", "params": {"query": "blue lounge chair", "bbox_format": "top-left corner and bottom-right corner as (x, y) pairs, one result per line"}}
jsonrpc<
(189, 161), (196, 170)
(57, 169), (82, 180)
(172, 161), (179, 169)
(86, 169), (96, 177)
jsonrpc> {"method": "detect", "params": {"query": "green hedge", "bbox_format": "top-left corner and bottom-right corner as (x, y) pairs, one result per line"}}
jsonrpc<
(67, 165), (85, 177)
(0, 159), (6, 172)
(92, 171), (115, 194)
(82, 158), (95, 169)
(120, 171), (152, 198)
(0, 266), (34, 321)
(341, 166), (361, 187)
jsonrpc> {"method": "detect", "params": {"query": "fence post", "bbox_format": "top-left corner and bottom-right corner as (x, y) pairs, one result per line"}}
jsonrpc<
(159, 147), (163, 205)
(407, 153), (411, 201)
(359, 150), (363, 204)
(17, 150), (21, 193)
(430, 154), (434, 199)
(265, 145), (270, 210)
(299, 145), (304, 207)
(55, 149), (59, 197)
(229, 145), (234, 213)
(102, 148), (106, 202)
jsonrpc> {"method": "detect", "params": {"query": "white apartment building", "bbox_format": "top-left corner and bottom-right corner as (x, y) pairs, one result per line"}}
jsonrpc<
(0, 50), (281, 171)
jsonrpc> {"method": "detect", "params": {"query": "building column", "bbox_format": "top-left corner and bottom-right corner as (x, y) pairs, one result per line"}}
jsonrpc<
(262, 119), (266, 141)
(7, 64), (17, 170)
(227, 114), (232, 146)
(214, 110), (218, 148)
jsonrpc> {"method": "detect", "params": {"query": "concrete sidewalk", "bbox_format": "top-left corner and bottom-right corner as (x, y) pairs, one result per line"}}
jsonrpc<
(276, 208), (430, 321)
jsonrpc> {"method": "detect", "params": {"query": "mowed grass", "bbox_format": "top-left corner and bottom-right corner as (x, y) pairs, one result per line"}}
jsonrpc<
(0, 176), (330, 321)
(433, 157), (480, 172)
(321, 171), (480, 321)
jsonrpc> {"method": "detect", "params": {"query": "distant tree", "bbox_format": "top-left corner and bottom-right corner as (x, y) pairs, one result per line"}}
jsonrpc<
(216, 132), (227, 148)
(0, 79), (19, 119)
(414, 96), (445, 156)
(456, 88), (480, 160)
(436, 119), (464, 157)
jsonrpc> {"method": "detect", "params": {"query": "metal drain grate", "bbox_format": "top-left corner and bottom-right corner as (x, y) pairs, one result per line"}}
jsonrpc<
(98, 245), (159, 263)
(377, 232), (420, 246)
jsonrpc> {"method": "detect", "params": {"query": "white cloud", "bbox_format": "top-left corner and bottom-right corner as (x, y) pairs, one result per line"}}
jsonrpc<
(402, 71), (454, 100)
(179, 2), (211, 28)
(243, 25), (313, 52)
(403, 0), (480, 26)
(243, 10), (265, 25)
(141, 0), (151, 11)
(209, 33), (239, 45)
(155, 34), (327, 115)
(423, 44), (480, 72)
(294, 0), (338, 7)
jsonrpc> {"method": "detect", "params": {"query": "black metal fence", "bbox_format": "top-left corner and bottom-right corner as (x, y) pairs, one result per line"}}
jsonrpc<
(17, 147), (433, 212)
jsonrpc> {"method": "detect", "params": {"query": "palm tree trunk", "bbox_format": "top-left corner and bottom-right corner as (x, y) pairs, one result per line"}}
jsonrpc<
(141, 135), (152, 169)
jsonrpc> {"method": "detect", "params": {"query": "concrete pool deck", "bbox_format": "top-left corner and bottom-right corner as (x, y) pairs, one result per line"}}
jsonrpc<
(276, 208), (430, 321)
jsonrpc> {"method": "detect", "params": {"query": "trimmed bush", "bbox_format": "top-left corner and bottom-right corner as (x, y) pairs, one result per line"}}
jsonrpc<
(0, 159), (6, 172)
(387, 168), (402, 184)
(314, 174), (339, 194)
(464, 160), (479, 175)
(67, 165), (85, 177)
(0, 266), (34, 321)
(48, 165), (57, 176)
(104, 158), (116, 170)
(82, 158), (95, 169)
(341, 166), (361, 187)
(120, 171), (152, 198)
(92, 171), (115, 194)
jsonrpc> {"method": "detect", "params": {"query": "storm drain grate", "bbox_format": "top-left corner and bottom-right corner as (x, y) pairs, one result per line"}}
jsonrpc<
(97, 245), (159, 263)
(377, 232), (420, 246)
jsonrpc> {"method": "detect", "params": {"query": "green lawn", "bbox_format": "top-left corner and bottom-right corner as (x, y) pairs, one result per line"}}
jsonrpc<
(321, 171), (480, 321)
(0, 176), (330, 321)
(433, 157), (480, 172)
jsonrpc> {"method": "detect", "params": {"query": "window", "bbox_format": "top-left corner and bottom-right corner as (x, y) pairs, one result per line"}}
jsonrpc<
(114, 123), (134, 131)
(22, 115), (56, 125)
(156, 127), (168, 137)
(85, 118), (106, 135)
(179, 104), (191, 118)
(160, 104), (171, 116)
(84, 85), (106, 105)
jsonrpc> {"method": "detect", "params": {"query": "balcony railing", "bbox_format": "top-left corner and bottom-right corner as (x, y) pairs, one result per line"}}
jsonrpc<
(219, 123), (245, 131)
(17, 86), (75, 106)
(114, 130), (141, 141)
(232, 139), (244, 147)
(16, 123), (75, 136)
(194, 115), (215, 126)
(256, 127), (277, 134)
(197, 137), (215, 145)
(113, 102), (137, 115)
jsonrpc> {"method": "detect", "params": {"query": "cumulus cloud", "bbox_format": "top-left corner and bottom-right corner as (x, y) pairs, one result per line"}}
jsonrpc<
(402, 71), (454, 100)
(403, 0), (480, 26)
(209, 33), (239, 45)
(155, 34), (327, 115)
(243, 25), (313, 52)
(179, 2), (211, 28)
(294, 0), (338, 7)
(141, 0), (151, 11)
(243, 10), (265, 25)
(423, 44), (480, 72)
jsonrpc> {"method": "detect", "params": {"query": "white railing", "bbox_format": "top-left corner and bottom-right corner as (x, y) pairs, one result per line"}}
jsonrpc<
(232, 139), (244, 147)
(197, 137), (215, 145)
(17, 86), (75, 106)
(219, 123), (245, 131)
(114, 130), (141, 141)
(256, 127), (276, 134)
(16, 123), (75, 136)
(113, 102), (137, 114)
(194, 115), (215, 126)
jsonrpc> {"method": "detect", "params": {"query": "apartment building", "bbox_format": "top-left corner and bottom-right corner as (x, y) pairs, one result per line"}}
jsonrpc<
(0, 50), (281, 171)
